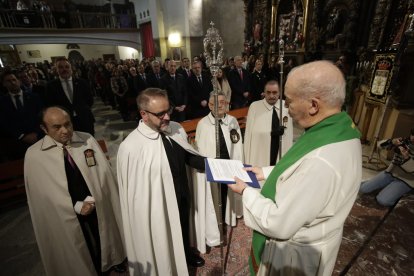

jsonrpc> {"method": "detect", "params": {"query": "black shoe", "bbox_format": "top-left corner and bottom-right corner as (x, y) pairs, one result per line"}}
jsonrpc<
(186, 253), (205, 267)
(112, 264), (126, 273)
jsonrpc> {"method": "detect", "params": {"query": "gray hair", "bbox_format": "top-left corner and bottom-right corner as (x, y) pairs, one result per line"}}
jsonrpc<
(137, 88), (168, 111)
(151, 60), (160, 67)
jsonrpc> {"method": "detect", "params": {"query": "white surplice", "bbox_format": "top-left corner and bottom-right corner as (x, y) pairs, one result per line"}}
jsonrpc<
(192, 113), (243, 253)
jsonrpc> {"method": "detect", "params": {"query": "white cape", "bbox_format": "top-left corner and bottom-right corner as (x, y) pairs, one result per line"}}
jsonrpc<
(192, 113), (243, 253)
(244, 99), (293, 169)
(117, 121), (199, 276)
(24, 132), (125, 276)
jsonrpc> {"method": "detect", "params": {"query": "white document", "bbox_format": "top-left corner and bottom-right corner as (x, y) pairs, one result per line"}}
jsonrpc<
(206, 158), (252, 183)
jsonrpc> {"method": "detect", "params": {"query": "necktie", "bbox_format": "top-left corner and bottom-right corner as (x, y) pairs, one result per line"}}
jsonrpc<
(65, 79), (73, 103)
(142, 74), (146, 81)
(238, 69), (243, 80)
(197, 76), (202, 85)
(270, 107), (280, 166)
(218, 119), (230, 159)
(187, 70), (191, 77)
(14, 95), (23, 111)
(63, 146), (76, 170)
(156, 73), (160, 80)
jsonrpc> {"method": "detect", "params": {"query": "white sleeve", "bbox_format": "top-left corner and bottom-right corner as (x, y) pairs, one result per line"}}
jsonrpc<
(74, 201), (83, 214)
(242, 157), (336, 240)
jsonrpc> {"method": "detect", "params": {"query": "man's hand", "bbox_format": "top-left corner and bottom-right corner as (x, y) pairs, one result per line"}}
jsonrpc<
(243, 92), (250, 98)
(80, 201), (95, 216)
(228, 177), (248, 195)
(176, 105), (186, 112)
(244, 166), (265, 181)
(201, 100), (207, 107)
(392, 138), (403, 146)
(399, 146), (410, 160)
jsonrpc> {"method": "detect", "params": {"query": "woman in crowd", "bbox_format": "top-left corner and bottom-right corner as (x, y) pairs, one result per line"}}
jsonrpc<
(216, 68), (232, 110)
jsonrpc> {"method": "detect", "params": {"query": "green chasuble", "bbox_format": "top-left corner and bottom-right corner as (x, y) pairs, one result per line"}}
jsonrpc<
(249, 112), (360, 275)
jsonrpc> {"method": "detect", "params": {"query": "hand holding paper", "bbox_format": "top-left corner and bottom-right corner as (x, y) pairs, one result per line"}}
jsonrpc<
(205, 158), (260, 188)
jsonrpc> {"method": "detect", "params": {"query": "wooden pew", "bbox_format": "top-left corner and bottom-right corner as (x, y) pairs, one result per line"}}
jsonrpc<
(0, 159), (25, 211)
(181, 107), (248, 143)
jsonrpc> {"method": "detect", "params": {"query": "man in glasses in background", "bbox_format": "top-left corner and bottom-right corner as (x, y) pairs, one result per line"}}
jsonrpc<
(117, 88), (206, 275)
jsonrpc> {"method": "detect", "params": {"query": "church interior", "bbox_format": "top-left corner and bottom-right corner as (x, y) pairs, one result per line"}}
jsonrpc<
(1, 0), (414, 275)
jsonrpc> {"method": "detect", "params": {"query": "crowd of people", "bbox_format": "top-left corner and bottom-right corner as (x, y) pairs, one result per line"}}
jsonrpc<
(0, 53), (285, 162)
(3, 54), (411, 275)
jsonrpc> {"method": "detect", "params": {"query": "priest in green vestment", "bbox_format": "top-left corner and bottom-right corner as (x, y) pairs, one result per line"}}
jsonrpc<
(229, 60), (361, 276)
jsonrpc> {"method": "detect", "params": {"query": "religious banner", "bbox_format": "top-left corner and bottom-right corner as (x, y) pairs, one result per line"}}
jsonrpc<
(366, 53), (396, 105)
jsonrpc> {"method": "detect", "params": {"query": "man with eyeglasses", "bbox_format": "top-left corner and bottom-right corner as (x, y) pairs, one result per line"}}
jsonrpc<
(192, 92), (243, 254)
(117, 88), (206, 275)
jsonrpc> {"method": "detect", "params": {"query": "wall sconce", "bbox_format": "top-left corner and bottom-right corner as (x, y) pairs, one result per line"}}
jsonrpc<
(168, 32), (182, 47)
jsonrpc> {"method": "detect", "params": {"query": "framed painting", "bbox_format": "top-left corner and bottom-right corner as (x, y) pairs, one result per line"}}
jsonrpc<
(172, 47), (181, 61)
(366, 53), (396, 105)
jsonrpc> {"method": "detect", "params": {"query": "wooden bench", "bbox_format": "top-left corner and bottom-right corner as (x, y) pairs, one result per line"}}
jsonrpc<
(181, 107), (248, 143)
(0, 159), (25, 212)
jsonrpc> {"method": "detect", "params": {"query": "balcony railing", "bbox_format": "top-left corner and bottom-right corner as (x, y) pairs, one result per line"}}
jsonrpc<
(0, 10), (137, 29)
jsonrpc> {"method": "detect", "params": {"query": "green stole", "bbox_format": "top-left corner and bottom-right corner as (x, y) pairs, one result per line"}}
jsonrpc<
(249, 112), (360, 275)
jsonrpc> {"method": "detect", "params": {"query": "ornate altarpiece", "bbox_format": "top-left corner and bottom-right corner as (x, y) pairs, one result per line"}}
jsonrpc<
(243, 0), (361, 63)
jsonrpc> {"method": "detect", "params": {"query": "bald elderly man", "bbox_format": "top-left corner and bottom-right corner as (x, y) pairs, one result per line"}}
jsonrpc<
(229, 61), (362, 275)
(24, 107), (125, 276)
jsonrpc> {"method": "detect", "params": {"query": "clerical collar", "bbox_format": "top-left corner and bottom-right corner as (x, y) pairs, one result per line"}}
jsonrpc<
(210, 113), (226, 119)
(54, 139), (69, 149)
(263, 98), (279, 110)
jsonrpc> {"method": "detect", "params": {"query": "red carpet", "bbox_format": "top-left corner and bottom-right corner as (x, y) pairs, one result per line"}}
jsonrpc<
(189, 218), (252, 275)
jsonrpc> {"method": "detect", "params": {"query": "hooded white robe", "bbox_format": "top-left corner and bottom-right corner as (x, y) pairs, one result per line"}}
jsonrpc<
(192, 113), (243, 253)
(117, 121), (200, 276)
(244, 99), (293, 169)
(24, 132), (125, 276)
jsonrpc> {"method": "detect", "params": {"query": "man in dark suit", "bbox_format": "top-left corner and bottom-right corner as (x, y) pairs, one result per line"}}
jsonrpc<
(136, 63), (149, 94)
(18, 70), (46, 102)
(186, 60), (213, 119)
(160, 60), (188, 122)
(45, 57), (95, 136)
(177, 57), (192, 79)
(147, 60), (164, 88)
(228, 55), (251, 109)
(0, 71), (43, 161)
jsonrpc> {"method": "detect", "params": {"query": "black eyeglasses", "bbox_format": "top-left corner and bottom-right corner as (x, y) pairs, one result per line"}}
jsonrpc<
(144, 106), (174, 119)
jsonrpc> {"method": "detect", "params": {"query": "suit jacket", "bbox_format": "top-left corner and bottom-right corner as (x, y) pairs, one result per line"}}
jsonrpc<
(0, 91), (43, 140)
(251, 70), (268, 102)
(45, 78), (95, 135)
(186, 73), (213, 119)
(160, 73), (188, 107)
(177, 67), (192, 79)
(147, 72), (164, 88)
(228, 67), (251, 108)
(136, 73), (149, 94)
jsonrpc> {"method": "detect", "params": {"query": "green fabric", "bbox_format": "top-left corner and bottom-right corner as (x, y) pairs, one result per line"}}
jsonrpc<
(249, 112), (360, 275)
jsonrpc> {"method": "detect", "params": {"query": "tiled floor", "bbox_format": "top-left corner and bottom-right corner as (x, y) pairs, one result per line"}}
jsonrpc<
(0, 100), (386, 275)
